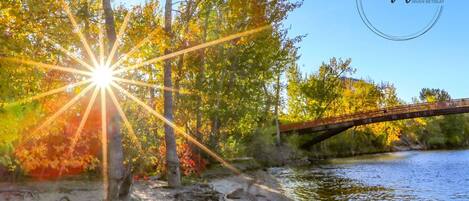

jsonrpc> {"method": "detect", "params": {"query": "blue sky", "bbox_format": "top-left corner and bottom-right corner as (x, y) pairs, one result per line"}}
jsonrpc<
(283, 0), (469, 102)
(116, 0), (469, 102)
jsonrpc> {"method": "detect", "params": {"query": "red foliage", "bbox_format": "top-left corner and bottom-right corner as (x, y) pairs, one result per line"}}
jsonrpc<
(178, 143), (207, 176)
(157, 142), (207, 176)
(133, 175), (149, 181)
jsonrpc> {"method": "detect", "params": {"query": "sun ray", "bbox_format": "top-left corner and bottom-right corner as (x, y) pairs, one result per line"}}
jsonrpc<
(111, 83), (241, 175)
(11, 79), (92, 105)
(42, 36), (95, 71)
(69, 87), (100, 155)
(61, 0), (99, 67)
(27, 84), (95, 141)
(105, 11), (132, 68)
(110, 27), (161, 71)
(107, 86), (143, 152)
(100, 87), (109, 199)
(57, 86), (99, 177)
(113, 77), (191, 95)
(2, 57), (92, 76)
(113, 25), (271, 74)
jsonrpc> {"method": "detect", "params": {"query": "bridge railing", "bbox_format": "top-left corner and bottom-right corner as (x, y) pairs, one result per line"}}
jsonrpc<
(282, 98), (469, 131)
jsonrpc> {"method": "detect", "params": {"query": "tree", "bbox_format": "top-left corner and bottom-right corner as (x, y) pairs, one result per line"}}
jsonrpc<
(102, 0), (130, 200)
(379, 82), (400, 107)
(419, 88), (451, 102)
(163, 0), (182, 187)
(286, 64), (308, 121)
(274, 70), (282, 145)
(287, 58), (355, 121)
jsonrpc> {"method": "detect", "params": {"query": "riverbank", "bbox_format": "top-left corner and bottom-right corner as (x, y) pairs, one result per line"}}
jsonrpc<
(4, 147), (469, 200)
(132, 169), (291, 201)
(303, 146), (419, 160)
(0, 169), (289, 201)
(306, 145), (469, 161)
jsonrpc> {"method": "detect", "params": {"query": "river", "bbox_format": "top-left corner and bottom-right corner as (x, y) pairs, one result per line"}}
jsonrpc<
(269, 150), (469, 200)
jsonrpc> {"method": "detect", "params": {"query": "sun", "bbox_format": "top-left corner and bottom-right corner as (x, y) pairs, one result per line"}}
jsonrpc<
(92, 65), (114, 88)
(1, 1), (270, 192)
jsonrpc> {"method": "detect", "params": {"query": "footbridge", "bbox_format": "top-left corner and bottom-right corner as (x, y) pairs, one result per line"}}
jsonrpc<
(280, 99), (469, 146)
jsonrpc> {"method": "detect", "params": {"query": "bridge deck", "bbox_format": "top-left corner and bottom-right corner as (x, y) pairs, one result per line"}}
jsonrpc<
(280, 99), (469, 135)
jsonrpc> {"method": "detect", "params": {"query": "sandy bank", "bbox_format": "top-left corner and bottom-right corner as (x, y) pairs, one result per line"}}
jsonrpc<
(0, 170), (289, 201)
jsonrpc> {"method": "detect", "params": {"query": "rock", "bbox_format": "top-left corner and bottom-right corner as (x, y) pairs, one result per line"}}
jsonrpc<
(255, 194), (266, 198)
(226, 188), (244, 199)
(175, 184), (222, 201)
(148, 175), (161, 181)
(210, 170), (292, 201)
(59, 196), (71, 201)
(225, 188), (257, 201)
(0, 189), (39, 201)
(130, 194), (142, 201)
(392, 146), (411, 151)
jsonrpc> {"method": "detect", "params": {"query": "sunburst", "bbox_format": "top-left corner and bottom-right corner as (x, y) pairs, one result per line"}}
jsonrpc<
(1, 0), (272, 196)
(92, 65), (114, 88)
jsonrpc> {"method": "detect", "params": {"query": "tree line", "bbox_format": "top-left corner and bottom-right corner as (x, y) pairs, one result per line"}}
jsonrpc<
(285, 58), (469, 158)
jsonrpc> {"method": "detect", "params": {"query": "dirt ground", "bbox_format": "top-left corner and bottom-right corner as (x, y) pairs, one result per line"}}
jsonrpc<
(0, 170), (290, 201)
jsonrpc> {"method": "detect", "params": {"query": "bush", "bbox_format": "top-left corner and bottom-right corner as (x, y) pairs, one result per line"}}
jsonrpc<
(244, 127), (307, 166)
(245, 127), (277, 164)
(427, 136), (446, 148)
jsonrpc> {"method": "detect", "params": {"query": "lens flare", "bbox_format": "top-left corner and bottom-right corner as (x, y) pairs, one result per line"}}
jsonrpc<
(92, 65), (114, 88)
(7, 2), (270, 188)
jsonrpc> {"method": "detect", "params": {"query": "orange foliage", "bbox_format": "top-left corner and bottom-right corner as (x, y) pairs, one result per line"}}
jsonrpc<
(15, 94), (102, 179)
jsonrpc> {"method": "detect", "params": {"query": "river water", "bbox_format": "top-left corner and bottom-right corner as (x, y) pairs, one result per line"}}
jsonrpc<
(269, 150), (469, 201)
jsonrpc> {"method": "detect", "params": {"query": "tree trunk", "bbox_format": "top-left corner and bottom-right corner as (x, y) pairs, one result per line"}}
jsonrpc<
(275, 72), (281, 145)
(209, 8), (224, 149)
(102, 0), (130, 200)
(164, 0), (182, 188)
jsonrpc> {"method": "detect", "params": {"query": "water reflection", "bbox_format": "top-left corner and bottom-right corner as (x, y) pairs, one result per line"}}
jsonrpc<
(270, 150), (469, 200)
(271, 167), (399, 200)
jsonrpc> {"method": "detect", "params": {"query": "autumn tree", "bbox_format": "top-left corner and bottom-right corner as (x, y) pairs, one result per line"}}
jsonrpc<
(102, 0), (131, 200)
(419, 88), (451, 102)
(163, 0), (182, 187)
(286, 58), (355, 121)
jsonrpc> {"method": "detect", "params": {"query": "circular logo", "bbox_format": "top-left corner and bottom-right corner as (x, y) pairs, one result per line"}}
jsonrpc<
(356, 0), (444, 41)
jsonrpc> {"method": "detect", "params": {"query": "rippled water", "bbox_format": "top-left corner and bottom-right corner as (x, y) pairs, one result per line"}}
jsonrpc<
(270, 150), (469, 201)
